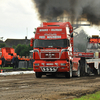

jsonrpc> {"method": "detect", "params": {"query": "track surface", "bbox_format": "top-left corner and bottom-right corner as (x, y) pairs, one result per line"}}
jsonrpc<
(0, 74), (100, 100)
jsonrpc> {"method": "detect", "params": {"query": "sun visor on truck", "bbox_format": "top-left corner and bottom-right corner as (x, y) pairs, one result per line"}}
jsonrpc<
(35, 28), (68, 40)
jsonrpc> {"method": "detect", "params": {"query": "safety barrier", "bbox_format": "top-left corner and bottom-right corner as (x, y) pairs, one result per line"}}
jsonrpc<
(18, 61), (33, 68)
(18, 61), (28, 68)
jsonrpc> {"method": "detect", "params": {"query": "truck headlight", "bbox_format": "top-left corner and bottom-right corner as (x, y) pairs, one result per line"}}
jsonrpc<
(94, 52), (99, 58)
(33, 63), (39, 66)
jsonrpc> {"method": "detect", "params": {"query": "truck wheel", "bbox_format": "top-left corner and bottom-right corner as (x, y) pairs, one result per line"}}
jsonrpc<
(65, 63), (72, 78)
(35, 72), (42, 78)
(80, 58), (86, 76)
(93, 68), (98, 75)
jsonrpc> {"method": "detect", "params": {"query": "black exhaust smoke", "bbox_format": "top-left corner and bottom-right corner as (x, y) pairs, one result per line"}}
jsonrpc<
(32, 0), (100, 25)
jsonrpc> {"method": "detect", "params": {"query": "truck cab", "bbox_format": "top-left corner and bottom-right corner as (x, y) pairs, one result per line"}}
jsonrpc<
(86, 35), (100, 53)
(31, 22), (80, 78)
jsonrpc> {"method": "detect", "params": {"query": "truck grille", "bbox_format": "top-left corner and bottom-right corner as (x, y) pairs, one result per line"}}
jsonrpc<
(40, 52), (60, 59)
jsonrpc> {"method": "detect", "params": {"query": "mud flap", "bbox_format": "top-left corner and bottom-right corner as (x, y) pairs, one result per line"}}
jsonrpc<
(72, 58), (81, 77)
(72, 62), (81, 77)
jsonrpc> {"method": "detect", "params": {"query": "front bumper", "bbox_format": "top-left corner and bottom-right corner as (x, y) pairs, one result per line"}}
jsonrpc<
(33, 60), (70, 72)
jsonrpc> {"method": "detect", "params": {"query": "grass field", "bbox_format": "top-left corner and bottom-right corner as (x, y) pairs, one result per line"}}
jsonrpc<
(0, 66), (33, 70)
(73, 91), (100, 100)
(0, 66), (13, 69)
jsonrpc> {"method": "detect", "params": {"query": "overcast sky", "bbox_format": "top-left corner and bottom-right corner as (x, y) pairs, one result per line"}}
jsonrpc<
(0, 0), (41, 41)
(0, 0), (100, 41)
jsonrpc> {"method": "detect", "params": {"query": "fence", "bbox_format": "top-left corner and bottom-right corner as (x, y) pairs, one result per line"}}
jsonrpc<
(18, 61), (33, 68)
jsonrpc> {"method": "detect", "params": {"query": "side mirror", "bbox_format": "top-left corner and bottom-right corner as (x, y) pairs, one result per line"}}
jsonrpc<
(70, 32), (73, 38)
(30, 38), (34, 47)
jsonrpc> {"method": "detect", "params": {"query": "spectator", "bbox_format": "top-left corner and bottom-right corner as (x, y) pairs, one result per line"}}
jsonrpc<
(91, 43), (97, 49)
(1, 56), (5, 67)
(12, 55), (19, 69)
(12, 55), (15, 68)
(0, 60), (2, 67)
(30, 56), (34, 67)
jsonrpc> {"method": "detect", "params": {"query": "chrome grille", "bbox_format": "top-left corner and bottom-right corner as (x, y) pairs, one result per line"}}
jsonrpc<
(40, 52), (60, 59)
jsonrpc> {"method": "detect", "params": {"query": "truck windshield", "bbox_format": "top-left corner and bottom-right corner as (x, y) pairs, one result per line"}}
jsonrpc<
(34, 39), (69, 48)
(87, 43), (98, 49)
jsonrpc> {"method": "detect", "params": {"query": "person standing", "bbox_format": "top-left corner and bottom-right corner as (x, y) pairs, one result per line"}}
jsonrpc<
(12, 55), (19, 69)
(1, 56), (5, 67)
(30, 56), (34, 68)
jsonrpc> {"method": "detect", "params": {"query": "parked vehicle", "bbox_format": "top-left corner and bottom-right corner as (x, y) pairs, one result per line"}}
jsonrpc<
(0, 47), (17, 67)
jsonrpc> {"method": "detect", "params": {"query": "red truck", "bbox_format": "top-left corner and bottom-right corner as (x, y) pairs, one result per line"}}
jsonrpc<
(30, 22), (84, 78)
(0, 47), (17, 67)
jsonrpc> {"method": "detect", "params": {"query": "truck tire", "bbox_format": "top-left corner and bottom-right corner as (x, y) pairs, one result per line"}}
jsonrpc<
(65, 63), (72, 78)
(35, 72), (42, 78)
(93, 68), (98, 75)
(80, 58), (86, 76)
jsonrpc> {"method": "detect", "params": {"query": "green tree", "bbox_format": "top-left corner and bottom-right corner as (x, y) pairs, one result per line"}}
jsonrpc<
(15, 44), (22, 55)
(0, 43), (6, 48)
(12, 45), (16, 49)
(15, 44), (32, 56)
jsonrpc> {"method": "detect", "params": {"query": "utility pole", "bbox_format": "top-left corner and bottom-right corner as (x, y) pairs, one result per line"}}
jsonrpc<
(26, 27), (28, 39)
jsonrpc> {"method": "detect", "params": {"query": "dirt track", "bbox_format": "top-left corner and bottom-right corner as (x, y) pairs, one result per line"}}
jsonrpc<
(0, 74), (100, 100)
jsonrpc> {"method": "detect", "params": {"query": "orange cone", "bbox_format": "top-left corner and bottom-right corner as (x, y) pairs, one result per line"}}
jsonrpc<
(1, 69), (3, 73)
